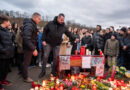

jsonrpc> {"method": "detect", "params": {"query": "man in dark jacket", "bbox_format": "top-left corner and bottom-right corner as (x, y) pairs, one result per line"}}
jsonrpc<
(117, 27), (127, 67)
(39, 13), (79, 78)
(123, 28), (130, 70)
(0, 15), (14, 90)
(96, 30), (105, 54)
(92, 25), (102, 55)
(81, 31), (92, 51)
(22, 12), (41, 83)
(104, 28), (111, 43)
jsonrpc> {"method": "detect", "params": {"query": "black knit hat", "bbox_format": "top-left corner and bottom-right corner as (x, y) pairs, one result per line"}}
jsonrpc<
(111, 33), (116, 38)
(120, 27), (127, 32)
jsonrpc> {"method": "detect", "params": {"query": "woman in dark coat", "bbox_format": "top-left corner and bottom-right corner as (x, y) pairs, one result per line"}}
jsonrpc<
(81, 31), (92, 51)
(71, 28), (80, 55)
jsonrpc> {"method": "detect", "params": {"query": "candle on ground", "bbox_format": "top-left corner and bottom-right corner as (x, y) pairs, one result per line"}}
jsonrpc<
(30, 88), (34, 90)
(42, 81), (46, 87)
(35, 87), (38, 90)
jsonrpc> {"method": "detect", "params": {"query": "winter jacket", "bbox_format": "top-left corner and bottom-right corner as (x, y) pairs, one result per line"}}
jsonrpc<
(104, 39), (119, 56)
(42, 16), (75, 47)
(70, 34), (80, 45)
(71, 33), (80, 55)
(96, 35), (105, 51)
(124, 35), (130, 54)
(92, 31), (100, 49)
(0, 26), (14, 59)
(81, 36), (92, 50)
(116, 34), (124, 47)
(104, 33), (111, 43)
(22, 18), (38, 51)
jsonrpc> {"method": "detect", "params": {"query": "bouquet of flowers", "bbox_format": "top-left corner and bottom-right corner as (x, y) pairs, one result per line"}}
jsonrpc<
(31, 73), (130, 90)
(115, 66), (127, 79)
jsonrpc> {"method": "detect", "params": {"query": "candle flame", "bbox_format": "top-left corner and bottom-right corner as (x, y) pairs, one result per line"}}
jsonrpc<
(42, 81), (46, 87)
(35, 87), (38, 90)
(71, 76), (75, 81)
(56, 79), (60, 85)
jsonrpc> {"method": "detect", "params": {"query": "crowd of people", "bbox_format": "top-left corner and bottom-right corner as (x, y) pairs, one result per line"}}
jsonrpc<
(0, 12), (130, 90)
(60, 25), (130, 70)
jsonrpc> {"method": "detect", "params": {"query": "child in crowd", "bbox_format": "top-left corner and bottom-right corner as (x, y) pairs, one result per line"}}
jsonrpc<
(104, 34), (119, 67)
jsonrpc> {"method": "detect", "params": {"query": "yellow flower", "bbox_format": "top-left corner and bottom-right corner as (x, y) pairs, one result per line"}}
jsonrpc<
(120, 67), (127, 71)
(120, 71), (123, 74)
(80, 85), (85, 88)
(91, 80), (95, 84)
(116, 66), (119, 72)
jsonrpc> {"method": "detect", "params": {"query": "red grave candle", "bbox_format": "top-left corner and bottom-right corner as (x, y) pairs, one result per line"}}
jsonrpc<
(92, 84), (97, 90)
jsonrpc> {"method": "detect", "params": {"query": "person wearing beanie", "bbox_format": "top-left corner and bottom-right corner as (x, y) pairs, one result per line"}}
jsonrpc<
(117, 27), (127, 67)
(123, 28), (130, 70)
(120, 27), (127, 33)
(104, 34), (119, 68)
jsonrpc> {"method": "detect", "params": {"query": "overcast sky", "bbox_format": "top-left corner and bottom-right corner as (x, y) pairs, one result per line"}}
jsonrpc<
(0, 0), (130, 29)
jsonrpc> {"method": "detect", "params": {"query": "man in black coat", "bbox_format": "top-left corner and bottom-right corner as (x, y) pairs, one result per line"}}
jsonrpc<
(0, 15), (14, 90)
(104, 28), (111, 43)
(22, 12), (41, 83)
(39, 13), (79, 78)
(96, 30), (105, 54)
(92, 25), (102, 55)
(116, 27), (127, 67)
(123, 28), (130, 70)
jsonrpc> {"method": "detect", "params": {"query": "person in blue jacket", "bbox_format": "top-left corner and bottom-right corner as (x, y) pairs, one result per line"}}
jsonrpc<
(37, 28), (43, 67)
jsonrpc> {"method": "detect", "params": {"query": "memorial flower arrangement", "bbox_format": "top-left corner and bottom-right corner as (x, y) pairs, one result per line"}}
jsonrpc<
(30, 74), (130, 90)
(115, 66), (127, 79)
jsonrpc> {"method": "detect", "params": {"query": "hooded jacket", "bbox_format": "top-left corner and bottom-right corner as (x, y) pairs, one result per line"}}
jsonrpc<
(42, 16), (75, 47)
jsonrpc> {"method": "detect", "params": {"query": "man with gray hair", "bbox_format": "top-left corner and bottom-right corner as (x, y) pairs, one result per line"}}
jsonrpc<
(22, 12), (41, 83)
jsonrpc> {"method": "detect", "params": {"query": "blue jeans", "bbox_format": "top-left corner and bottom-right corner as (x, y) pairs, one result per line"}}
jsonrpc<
(77, 42), (81, 53)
